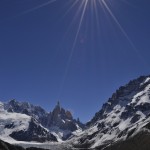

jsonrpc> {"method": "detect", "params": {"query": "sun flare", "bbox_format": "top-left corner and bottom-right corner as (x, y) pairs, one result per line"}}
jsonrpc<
(10, 0), (141, 97)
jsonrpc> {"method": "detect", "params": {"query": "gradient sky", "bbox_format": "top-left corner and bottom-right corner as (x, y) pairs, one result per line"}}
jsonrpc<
(0, 0), (150, 122)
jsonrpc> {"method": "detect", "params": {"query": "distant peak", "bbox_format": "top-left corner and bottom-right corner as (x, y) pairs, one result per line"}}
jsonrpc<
(9, 99), (17, 104)
(57, 101), (60, 107)
(9, 99), (16, 102)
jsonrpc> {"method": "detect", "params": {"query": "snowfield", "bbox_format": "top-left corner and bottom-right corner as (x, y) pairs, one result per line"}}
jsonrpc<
(0, 106), (31, 142)
(15, 141), (73, 150)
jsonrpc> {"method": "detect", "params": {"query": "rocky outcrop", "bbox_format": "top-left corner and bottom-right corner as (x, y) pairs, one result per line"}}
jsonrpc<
(10, 118), (57, 142)
(0, 139), (25, 150)
(100, 130), (150, 150)
(48, 101), (78, 131)
(4, 99), (48, 126)
(87, 76), (148, 126)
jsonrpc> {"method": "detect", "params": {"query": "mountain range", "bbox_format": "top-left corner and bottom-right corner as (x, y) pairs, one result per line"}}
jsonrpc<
(1, 75), (150, 150)
(0, 99), (84, 143)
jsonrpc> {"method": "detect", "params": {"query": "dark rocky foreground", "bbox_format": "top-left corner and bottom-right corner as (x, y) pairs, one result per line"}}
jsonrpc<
(0, 139), (79, 150)
(1, 132), (150, 150)
(94, 131), (150, 150)
(0, 140), (24, 150)
(72, 124), (150, 150)
(0, 139), (49, 150)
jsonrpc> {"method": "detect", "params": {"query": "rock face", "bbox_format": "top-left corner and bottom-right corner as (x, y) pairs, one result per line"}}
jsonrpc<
(47, 102), (78, 132)
(4, 99), (48, 126)
(3, 100), (84, 141)
(87, 76), (149, 126)
(10, 118), (57, 142)
(0, 139), (25, 150)
(100, 125), (150, 150)
(72, 75), (150, 149)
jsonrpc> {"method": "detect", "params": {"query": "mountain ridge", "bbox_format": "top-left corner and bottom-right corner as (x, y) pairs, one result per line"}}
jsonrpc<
(87, 75), (149, 126)
(71, 75), (150, 149)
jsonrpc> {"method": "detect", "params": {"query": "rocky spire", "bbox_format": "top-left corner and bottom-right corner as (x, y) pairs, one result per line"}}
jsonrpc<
(57, 101), (60, 107)
(51, 101), (61, 122)
(55, 100), (61, 111)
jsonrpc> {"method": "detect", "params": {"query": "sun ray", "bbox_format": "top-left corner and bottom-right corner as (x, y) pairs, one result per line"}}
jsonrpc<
(61, 0), (80, 20)
(5, 0), (56, 21)
(58, 0), (85, 45)
(93, 0), (104, 33)
(57, 0), (89, 98)
(71, 0), (88, 55)
(57, 0), (148, 98)
(100, 0), (146, 64)
(119, 0), (136, 7)
(100, 0), (134, 47)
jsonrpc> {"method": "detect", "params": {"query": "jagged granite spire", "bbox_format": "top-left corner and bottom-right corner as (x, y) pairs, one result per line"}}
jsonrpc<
(57, 101), (60, 107)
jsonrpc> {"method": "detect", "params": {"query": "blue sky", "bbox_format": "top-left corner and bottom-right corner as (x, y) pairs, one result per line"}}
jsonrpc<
(0, 0), (150, 122)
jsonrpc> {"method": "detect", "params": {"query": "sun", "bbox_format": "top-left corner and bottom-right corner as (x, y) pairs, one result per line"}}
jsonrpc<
(10, 0), (138, 97)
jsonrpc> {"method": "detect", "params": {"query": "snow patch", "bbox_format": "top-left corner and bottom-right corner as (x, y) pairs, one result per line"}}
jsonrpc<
(0, 110), (31, 142)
